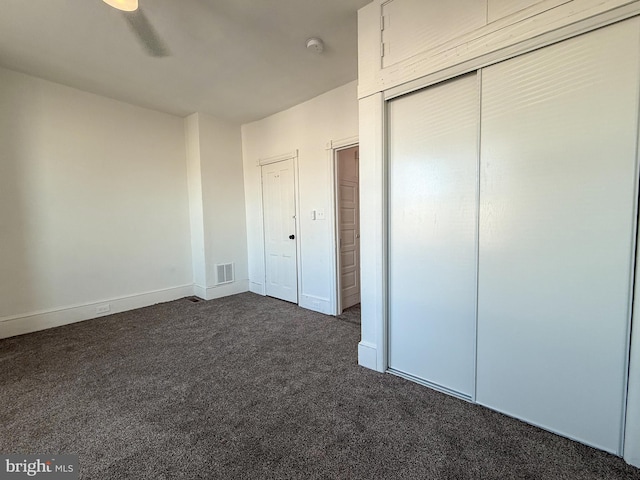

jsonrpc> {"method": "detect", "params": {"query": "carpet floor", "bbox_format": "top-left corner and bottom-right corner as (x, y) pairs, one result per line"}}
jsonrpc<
(1, 292), (639, 479)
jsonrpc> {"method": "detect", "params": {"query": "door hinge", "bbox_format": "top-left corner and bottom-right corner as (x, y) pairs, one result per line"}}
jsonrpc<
(381, 42), (385, 58)
(380, 15), (385, 31)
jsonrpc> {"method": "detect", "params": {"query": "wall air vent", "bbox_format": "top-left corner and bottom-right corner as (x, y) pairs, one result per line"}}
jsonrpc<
(215, 263), (234, 285)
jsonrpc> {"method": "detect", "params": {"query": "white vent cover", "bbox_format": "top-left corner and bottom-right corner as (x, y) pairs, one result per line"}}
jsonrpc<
(215, 263), (234, 285)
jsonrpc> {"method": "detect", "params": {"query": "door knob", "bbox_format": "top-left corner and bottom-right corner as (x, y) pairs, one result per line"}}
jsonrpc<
(289, 234), (295, 240)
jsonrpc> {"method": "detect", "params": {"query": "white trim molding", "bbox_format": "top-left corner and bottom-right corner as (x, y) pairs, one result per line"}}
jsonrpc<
(257, 150), (298, 166)
(193, 284), (208, 300)
(328, 136), (360, 315)
(0, 284), (194, 339)
(326, 135), (359, 151)
(358, 341), (378, 370)
(299, 294), (332, 315)
(195, 280), (250, 301)
(358, 92), (386, 373)
(201, 280), (250, 301)
(249, 281), (266, 295)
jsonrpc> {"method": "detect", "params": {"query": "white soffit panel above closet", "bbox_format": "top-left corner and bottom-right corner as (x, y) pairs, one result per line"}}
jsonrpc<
(381, 0), (487, 68)
(476, 18), (640, 454)
(388, 74), (479, 397)
(487, 0), (554, 22)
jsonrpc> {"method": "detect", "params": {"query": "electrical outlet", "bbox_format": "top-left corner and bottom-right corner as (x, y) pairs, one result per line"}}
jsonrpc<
(316, 209), (325, 220)
(96, 304), (111, 315)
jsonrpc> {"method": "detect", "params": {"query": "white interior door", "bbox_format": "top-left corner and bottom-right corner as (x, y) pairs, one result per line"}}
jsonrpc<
(476, 19), (640, 454)
(262, 159), (297, 303)
(338, 146), (360, 310)
(387, 73), (479, 398)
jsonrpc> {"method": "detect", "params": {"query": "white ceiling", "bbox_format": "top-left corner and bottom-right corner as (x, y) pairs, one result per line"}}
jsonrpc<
(0, 0), (371, 124)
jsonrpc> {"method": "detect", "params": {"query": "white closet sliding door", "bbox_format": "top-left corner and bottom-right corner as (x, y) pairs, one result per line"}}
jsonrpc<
(388, 74), (478, 398)
(476, 19), (640, 454)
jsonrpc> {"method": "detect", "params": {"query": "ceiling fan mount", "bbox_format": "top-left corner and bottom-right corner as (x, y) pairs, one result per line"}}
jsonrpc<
(102, 0), (170, 58)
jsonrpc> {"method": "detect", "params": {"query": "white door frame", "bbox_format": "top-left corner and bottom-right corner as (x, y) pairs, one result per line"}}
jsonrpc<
(327, 136), (359, 315)
(258, 150), (302, 304)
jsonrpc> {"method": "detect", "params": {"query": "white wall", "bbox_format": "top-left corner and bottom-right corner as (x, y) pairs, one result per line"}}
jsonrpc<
(0, 66), (193, 337)
(241, 82), (359, 314)
(186, 112), (249, 299)
(185, 114), (207, 289)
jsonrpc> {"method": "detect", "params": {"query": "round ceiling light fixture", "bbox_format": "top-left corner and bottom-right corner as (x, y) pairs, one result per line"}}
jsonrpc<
(306, 37), (324, 54)
(103, 0), (138, 12)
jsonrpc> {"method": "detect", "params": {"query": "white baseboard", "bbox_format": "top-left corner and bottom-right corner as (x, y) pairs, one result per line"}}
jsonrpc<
(193, 284), (208, 300)
(249, 281), (265, 295)
(358, 341), (378, 370)
(202, 280), (249, 300)
(0, 284), (195, 340)
(299, 294), (332, 315)
(624, 452), (640, 469)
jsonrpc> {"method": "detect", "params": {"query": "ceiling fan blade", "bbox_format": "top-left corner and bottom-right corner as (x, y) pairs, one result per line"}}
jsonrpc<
(123, 9), (170, 57)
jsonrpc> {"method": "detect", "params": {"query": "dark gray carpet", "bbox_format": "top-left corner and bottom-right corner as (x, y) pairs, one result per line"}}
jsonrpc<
(336, 303), (360, 326)
(1, 293), (638, 479)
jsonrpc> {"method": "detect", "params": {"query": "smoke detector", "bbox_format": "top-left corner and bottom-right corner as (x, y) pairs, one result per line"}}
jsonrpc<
(306, 38), (324, 54)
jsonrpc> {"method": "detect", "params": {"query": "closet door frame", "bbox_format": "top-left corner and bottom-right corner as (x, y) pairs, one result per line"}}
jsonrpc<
(376, 15), (640, 459)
